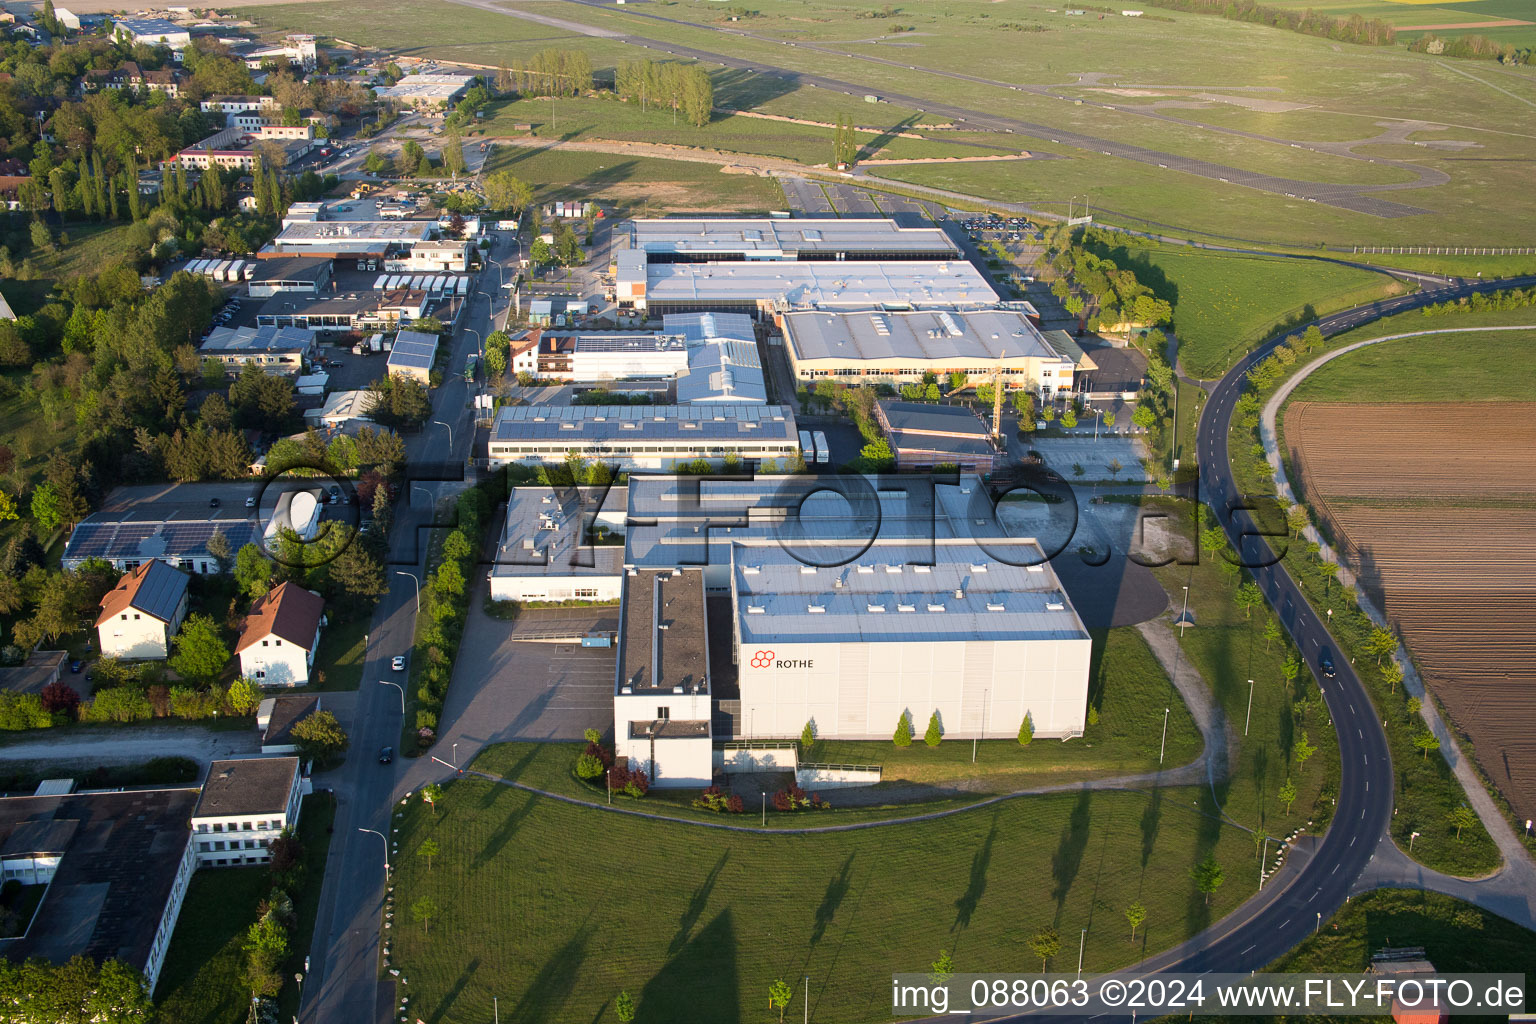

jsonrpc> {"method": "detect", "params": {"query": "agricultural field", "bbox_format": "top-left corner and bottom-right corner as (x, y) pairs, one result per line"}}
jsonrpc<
(1288, 326), (1536, 402)
(1283, 401), (1536, 827)
(390, 759), (1259, 1024)
(1261, 0), (1536, 47)
(479, 145), (785, 214)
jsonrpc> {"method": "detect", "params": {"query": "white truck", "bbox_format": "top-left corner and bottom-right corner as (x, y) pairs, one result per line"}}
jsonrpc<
(799, 430), (815, 465)
(812, 431), (830, 464)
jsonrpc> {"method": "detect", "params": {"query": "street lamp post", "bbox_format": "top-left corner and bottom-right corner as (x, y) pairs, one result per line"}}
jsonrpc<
(379, 679), (404, 715)
(1077, 928), (1086, 977)
(358, 827), (390, 877)
(432, 418), (454, 453)
(1159, 707), (1170, 764)
(395, 570), (420, 614)
(1259, 836), (1269, 890)
(1179, 585), (1191, 637)
(453, 742), (459, 768)
(1409, 830), (1421, 852)
(1245, 678), (1255, 737)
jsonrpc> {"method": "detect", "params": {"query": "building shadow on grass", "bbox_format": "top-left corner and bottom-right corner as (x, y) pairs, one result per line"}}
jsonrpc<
(638, 909), (740, 1024)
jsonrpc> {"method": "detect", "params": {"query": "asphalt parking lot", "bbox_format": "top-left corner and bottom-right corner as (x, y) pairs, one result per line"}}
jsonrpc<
(777, 176), (951, 221)
(440, 599), (618, 743)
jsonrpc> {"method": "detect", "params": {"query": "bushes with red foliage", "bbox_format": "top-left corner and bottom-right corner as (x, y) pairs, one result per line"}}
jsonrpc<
(692, 785), (745, 813)
(772, 785), (829, 812)
(606, 763), (651, 798)
(39, 681), (80, 716)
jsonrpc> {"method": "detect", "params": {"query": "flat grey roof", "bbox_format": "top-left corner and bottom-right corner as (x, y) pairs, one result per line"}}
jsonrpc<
(618, 568), (709, 695)
(734, 537), (1087, 644)
(622, 473), (1068, 573)
(491, 404), (797, 445)
(879, 401), (991, 437)
(202, 324), (313, 355)
(275, 220), (432, 244)
(490, 485), (628, 582)
(629, 218), (957, 257)
(194, 758), (298, 819)
(783, 308), (1064, 364)
(662, 311), (756, 345)
(643, 262), (997, 308)
(251, 256), (331, 283)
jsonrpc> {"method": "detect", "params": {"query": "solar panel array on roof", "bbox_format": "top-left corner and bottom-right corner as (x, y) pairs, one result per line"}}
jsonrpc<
(126, 559), (190, 623)
(387, 330), (438, 371)
(662, 312), (756, 345)
(491, 403), (794, 443)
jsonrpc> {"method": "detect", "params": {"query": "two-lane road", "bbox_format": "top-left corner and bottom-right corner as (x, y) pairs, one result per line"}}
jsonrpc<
(298, 230), (522, 1024)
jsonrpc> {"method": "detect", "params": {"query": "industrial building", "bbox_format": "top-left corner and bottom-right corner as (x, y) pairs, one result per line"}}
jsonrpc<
(262, 219), (433, 259)
(487, 485), (628, 603)
(255, 290), (429, 333)
(486, 404), (800, 470)
(375, 73), (474, 106)
(387, 329), (439, 383)
(606, 474), (1092, 784)
(112, 16), (191, 50)
(675, 336), (766, 404)
(619, 260), (997, 316)
(200, 324), (314, 374)
(615, 568), (714, 788)
(536, 333), (690, 382)
(174, 125), (315, 172)
(781, 307), (1089, 395)
(874, 401), (1000, 474)
(248, 256), (333, 298)
(626, 218), (959, 262)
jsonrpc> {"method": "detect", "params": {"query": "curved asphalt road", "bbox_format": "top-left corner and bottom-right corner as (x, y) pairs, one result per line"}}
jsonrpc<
(969, 273), (1536, 1022)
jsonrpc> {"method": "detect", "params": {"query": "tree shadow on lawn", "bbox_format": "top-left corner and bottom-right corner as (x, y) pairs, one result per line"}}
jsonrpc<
(507, 922), (594, 1024)
(471, 788), (541, 868)
(1051, 789), (1093, 924)
(953, 810), (1000, 932)
(473, 743), (545, 805)
(426, 955), (481, 1023)
(711, 67), (798, 113)
(1140, 784), (1163, 869)
(811, 852), (855, 946)
(638, 909), (741, 1024)
(669, 851), (730, 955)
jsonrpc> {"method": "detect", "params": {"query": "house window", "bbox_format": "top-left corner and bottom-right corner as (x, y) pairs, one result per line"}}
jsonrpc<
(657, 707), (671, 720)
(243, 822), (253, 830)
(212, 823), (224, 832)
(274, 639), (281, 646)
(256, 670), (266, 678)
(198, 842), (212, 852)
(262, 640), (269, 646)
(257, 821), (269, 830)
(121, 614), (127, 621)
(133, 613), (140, 620)
(197, 823), (209, 833)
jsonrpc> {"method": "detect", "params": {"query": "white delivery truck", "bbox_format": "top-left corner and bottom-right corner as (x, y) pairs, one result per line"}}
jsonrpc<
(812, 431), (830, 464)
(799, 430), (815, 465)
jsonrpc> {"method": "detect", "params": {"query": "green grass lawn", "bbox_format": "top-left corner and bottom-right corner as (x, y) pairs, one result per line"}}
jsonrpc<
(155, 793), (336, 1024)
(1288, 326), (1536, 403)
(1083, 239), (1405, 380)
(305, 614), (370, 692)
(481, 145), (785, 214)
(391, 765), (1258, 1024)
(1144, 506), (1342, 844)
(1268, 888), (1536, 975)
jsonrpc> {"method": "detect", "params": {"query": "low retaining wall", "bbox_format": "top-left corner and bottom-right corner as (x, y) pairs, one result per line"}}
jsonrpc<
(796, 764), (883, 790)
(715, 744), (797, 773)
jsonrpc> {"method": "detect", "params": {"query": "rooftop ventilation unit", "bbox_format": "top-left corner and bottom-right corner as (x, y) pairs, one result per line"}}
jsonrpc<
(926, 602), (946, 612)
(807, 603), (826, 614)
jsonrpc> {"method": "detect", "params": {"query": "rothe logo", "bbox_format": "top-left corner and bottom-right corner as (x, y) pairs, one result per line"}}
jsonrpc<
(750, 650), (775, 669)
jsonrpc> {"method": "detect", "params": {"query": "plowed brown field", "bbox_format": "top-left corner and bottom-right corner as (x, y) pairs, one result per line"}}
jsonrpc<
(1286, 402), (1536, 824)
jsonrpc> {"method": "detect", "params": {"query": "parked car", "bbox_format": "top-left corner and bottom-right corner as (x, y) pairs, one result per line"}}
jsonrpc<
(391, 655), (406, 671)
(245, 495), (257, 508)
(69, 660), (83, 674)
(208, 497), (221, 508)
(378, 746), (394, 765)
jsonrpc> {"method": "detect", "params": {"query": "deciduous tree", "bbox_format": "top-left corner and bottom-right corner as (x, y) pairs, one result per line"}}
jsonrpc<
(1125, 902), (1146, 942)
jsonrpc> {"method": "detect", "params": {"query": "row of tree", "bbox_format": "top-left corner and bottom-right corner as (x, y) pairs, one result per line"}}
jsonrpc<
(1137, 0), (1395, 46)
(410, 488), (491, 745)
(613, 59), (714, 127)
